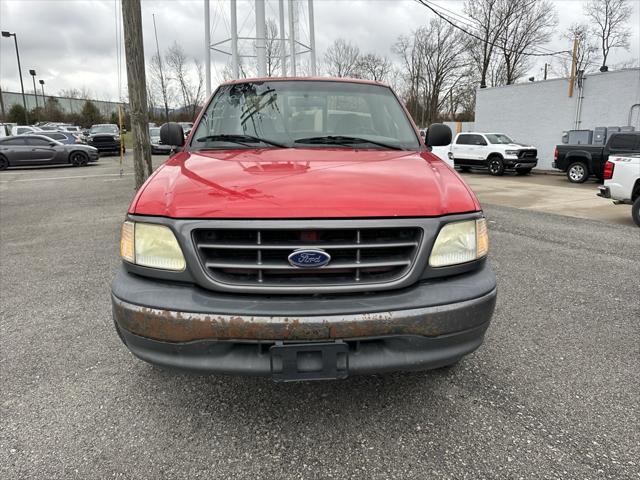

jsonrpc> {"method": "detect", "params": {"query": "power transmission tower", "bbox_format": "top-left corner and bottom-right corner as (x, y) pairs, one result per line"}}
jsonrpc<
(122, 0), (153, 189)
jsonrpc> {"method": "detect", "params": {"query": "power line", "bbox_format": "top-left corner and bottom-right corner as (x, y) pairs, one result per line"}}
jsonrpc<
(415, 0), (572, 59)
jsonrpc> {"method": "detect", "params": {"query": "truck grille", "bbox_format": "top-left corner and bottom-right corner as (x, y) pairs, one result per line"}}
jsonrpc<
(518, 149), (537, 158)
(193, 227), (422, 287)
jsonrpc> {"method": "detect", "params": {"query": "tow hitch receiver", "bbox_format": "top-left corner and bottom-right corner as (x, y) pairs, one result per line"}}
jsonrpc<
(270, 341), (349, 382)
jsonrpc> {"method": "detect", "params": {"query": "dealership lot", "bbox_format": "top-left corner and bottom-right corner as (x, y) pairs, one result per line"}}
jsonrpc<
(1, 155), (639, 479)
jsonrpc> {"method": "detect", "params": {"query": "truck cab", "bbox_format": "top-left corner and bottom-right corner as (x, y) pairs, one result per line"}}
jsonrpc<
(553, 132), (640, 183)
(449, 132), (538, 176)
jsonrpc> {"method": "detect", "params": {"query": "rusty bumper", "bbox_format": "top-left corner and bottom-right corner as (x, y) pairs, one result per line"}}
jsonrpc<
(111, 265), (496, 375)
(113, 288), (496, 342)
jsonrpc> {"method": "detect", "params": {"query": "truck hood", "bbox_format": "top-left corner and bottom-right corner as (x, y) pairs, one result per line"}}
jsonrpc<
(130, 148), (480, 218)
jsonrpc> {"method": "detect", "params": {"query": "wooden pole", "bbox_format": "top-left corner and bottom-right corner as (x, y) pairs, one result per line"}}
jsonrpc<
(122, 0), (152, 190)
(568, 37), (578, 98)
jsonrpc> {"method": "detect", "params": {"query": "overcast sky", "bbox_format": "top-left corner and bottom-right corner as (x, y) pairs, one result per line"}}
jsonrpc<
(1, 0), (639, 102)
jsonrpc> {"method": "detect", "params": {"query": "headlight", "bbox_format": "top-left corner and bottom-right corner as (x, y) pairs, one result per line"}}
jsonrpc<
(120, 221), (186, 271)
(429, 218), (488, 267)
(505, 150), (519, 155)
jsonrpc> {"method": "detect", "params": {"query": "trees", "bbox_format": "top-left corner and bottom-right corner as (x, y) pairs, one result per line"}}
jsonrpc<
(324, 39), (361, 77)
(559, 23), (600, 76)
(7, 104), (26, 124)
(165, 41), (204, 119)
(357, 54), (392, 82)
(80, 100), (103, 127)
(584, 0), (632, 69)
(394, 18), (468, 125)
(264, 18), (282, 77)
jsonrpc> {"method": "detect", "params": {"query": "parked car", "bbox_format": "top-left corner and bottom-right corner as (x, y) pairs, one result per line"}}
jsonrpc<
(0, 135), (98, 169)
(149, 126), (171, 154)
(39, 131), (83, 145)
(597, 154), (640, 227)
(111, 77), (497, 382)
(0, 123), (14, 137)
(449, 132), (538, 176)
(86, 124), (123, 154)
(11, 125), (42, 136)
(553, 131), (640, 183)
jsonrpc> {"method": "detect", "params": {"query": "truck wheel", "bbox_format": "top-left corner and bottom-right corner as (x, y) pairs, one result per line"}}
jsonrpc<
(632, 197), (640, 228)
(567, 162), (588, 183)
(516, 168), (532, 175)
(70, 152), (89, 167)
(487, 156), (505, 176)
(0, 155), (8, 171)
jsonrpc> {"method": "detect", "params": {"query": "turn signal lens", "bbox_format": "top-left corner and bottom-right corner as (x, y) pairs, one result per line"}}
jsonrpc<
(119, 221), (186, 271)
(476, 218), (489, 258)
(120, 221), (135, 263)
(429, 218), (489, 267)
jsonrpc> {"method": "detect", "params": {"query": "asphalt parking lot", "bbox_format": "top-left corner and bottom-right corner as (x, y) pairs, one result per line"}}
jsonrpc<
(1, 155), (639, 479)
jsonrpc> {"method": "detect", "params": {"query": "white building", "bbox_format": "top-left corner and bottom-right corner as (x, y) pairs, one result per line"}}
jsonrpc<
(474, 68), (640, 170)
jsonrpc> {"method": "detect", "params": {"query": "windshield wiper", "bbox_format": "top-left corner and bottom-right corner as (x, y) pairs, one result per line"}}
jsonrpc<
(195, 134), (287, 148)
(294, 135), (403, 150)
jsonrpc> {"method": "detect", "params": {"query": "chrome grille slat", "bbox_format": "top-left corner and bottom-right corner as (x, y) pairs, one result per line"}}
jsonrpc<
(192, 226), (422, 288)
(197, 241), (419, 250)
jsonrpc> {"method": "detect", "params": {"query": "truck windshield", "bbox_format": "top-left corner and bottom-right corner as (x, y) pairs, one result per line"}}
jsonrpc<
(91, 125), (119, 134)
(485, 134), (514, 144)
(190, 80), (420, 150)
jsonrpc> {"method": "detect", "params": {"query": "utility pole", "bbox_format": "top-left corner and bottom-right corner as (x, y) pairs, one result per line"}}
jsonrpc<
(1, 31), (28, 124)
(204, 0), (211, 96)
(544, 63), (548, 80)
(308, 0), (316, 75)
(288, 0), (296, 76)
(122, 0), (153, 189)
(152, 13), (169, 122)
(568, 37), (578, 98)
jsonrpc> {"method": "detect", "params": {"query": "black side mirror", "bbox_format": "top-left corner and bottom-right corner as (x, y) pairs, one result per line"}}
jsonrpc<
(160, 122), (185, 148)
(425, 123), (452, 147)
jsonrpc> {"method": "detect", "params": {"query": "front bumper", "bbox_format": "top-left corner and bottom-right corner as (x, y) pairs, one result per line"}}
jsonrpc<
(111, 264), (497, 376)
(505, 158), (538, 169)
(88, 140), (121, 152)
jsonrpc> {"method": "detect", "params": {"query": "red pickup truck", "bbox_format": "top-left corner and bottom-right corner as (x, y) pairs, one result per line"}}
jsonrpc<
(111, 78), (496, 381)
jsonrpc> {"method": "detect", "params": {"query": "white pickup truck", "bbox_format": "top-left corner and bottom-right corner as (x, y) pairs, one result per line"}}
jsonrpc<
(448, 132), (538, 176)
(597, 154), (640, 227)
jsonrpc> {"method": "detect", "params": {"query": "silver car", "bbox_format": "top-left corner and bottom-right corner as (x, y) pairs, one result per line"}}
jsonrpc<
(150, 127), (171, 154)
(0, 135), (99, 170)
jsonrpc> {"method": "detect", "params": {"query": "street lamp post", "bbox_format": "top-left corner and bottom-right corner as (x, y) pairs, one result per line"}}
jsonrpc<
(29, 69), (39, 122)
(1, 31), (29, 124)
(39, 80), (46, 117)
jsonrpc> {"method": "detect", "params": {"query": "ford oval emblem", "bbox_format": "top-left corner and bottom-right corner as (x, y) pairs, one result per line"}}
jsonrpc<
(288, 249), (331, 268)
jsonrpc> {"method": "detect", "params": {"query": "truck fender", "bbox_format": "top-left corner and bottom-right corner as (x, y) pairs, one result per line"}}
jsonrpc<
(565, 151), (593, 172)
(486, 152), (503, 160)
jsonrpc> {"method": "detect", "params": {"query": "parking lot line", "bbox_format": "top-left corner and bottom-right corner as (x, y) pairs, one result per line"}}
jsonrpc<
(0, 173), (131, 183)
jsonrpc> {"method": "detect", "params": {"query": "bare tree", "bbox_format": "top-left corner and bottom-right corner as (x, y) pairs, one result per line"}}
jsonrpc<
(558, 23), (600, 76)
(357, 54), (392, 82)
(394, 19), (468, 125)
(265, 18), (282, 77)
(495, 0), (557, 84)
(584, 0), (632, 69)
(464, 0), (506, 88)
(324, 39), (361, 77)
(147, 52), (171, 120)
(165, 41), (203, 118)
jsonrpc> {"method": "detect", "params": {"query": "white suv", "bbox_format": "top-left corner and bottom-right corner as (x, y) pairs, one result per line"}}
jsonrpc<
(598, 154), (640, 227)
(449, 132), (537, 176)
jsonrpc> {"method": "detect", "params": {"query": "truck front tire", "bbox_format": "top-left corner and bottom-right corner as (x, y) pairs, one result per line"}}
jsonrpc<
(567, 162), (588, 183)
(632, 197), (640, 227)
(487, 156), (505, 176)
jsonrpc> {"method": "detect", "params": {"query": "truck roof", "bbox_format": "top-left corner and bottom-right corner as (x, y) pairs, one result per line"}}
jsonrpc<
(220, 76), (388, 87)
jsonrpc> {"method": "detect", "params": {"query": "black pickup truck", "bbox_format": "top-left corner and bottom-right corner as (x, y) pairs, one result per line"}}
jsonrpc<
(553, 132), (640, 183)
